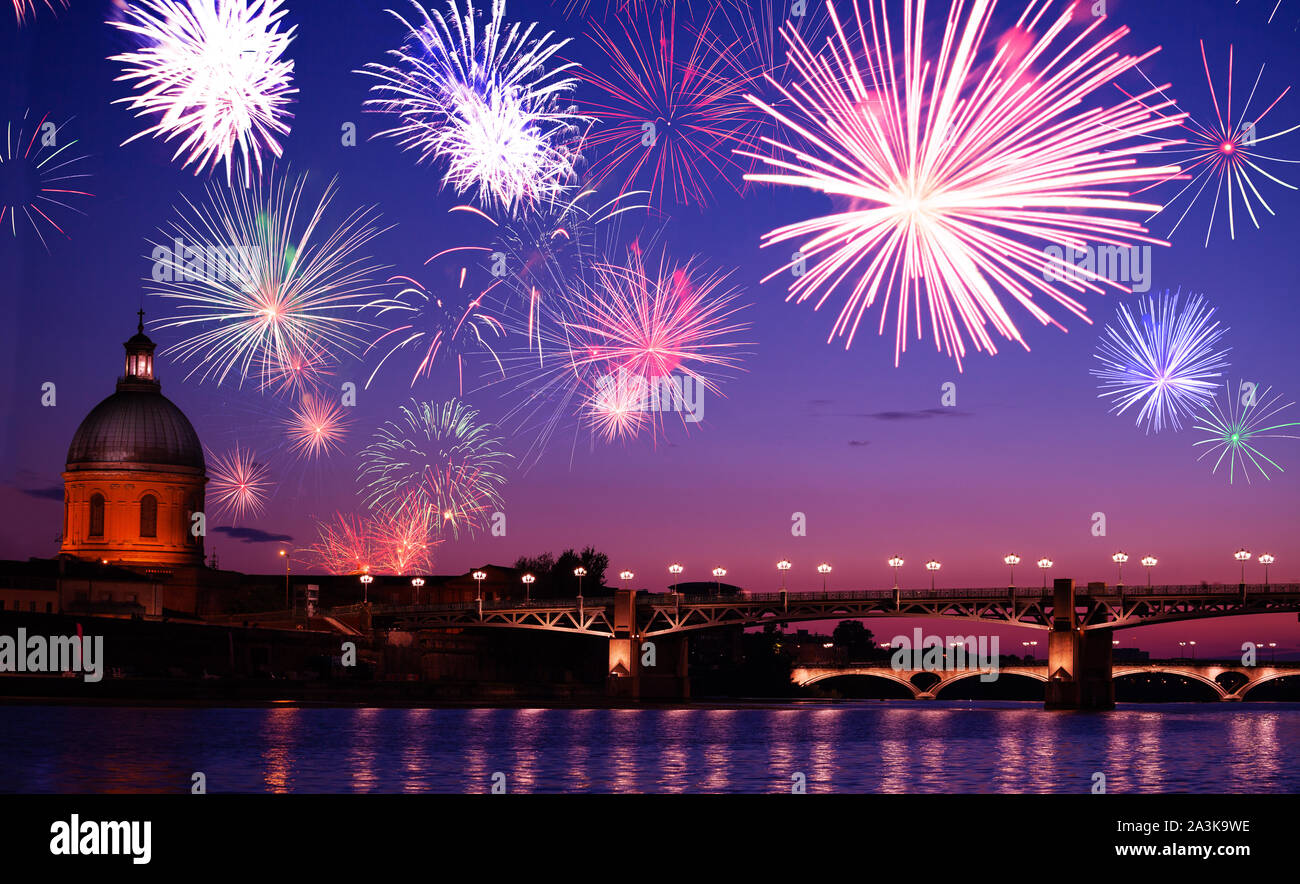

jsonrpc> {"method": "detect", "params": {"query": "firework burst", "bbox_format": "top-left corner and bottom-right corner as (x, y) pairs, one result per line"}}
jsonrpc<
(309, 513), (374, 575)
(1194, 381), (1300, 483)
(206, 444), (275, 520)
(1091, 290), (1231, 434)
(740, 0), (1185, 369)
(359, 0), (584, 214)
(109, 0), (297, 186)
(575, 5), (760, 209)
(284, 393), (351, 461)
(373, 507), (440, 575)
(0, 111), (93, 250)
(364, 266), (507, 393)
(255, 341), (335, 398)
(357, 399), (511, 538)
(148, 168), (389, 388)
(1136, 42), (1299, 245)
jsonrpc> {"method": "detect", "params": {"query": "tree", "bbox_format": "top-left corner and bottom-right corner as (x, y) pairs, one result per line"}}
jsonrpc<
(832, 620), (876, 661)
(513, 547), (609, 596)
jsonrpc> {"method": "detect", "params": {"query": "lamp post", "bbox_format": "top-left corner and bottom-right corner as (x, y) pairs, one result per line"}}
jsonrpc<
(888, 556), (904, 590)
(522, 572), (535, 602)
(1022, 640), (1038, 663)
(777, 559), (792, 590)
(668, 562), (683, 594)
(411, 576), (425, 605)
(574, 566), (587, 601)
(1259, 554), (1275, 587)
(1037, 557), (1053, 590)
(817, 562), (832, 593)
(712, 567), (726, 596)
(359, 573), (373, 605)
(1234, 548), (1251, 588)
(925, 559), (941, 591)
(278, 549), (291, 612)
(1004, 554), (1020, 588)
(472, 570), (487, 602)
(1140, 556), (1157, 588)
(1112, 551), (1129, 587)
(619, 570), (634, 593)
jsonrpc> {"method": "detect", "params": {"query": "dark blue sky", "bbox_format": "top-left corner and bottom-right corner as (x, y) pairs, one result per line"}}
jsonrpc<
(2, 0), (1299, 656)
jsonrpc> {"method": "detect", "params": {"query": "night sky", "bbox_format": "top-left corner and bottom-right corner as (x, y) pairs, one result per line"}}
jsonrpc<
(2, 0), (1298, 658)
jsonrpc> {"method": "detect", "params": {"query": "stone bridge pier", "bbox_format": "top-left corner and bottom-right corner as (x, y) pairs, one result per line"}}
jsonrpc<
(1045, 578), (1114, 709)
(607, 590), (689, 700)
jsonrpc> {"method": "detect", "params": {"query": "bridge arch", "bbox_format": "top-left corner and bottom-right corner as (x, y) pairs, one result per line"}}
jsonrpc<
(930, 668), (1047, 699)
(1112, 667), (1228, 700)
(1239, 670), (1300, 699)
(797, 668), (921, 698)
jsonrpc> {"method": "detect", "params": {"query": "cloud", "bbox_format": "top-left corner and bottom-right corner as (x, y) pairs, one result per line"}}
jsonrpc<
(213, 526), (293, 544)
(20, 485), (64, 501)
(864, 408), (973, 421)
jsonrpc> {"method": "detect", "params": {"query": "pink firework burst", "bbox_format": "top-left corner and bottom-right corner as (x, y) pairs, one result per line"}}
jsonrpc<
(284, 393), (350, 460)
(372, 507), (440, 576)
(740, 0), (1186, 369)
(11, 0), (65, 27)
(1136, 41), (1299, 245)
(309, 513), (374, 575)
(575, 5), (761, 209)
(567, 243), (750, 394)
(256, 342), (335, 398)
(206, 444), (274, 521)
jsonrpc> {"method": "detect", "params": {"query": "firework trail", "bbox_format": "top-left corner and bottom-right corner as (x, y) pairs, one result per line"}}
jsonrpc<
(357, 399), (511, 538)
(739, 0), (1185, 369)
(206, 444), (274, 521)
(364, 260), (507, 394)
(465, 188), (650, 349)
(255, 341), (335, 399)
(147, 168), (390, 388)
(1235, 0), (1286, 25)
(575, 5), (761, 209)
(11, 0), (65, 27)
(1194, 381), (1300, 483)
(0, 111), (93, 250)
(284, 393), (351, 461)
(1091, 290), (1232, 434)
(108, 0), (297, 186)
(359, 0), (585, 214)
(1134, 42), (1299, 245)
(309, 512), (374, 575)
(372, 507), (441, 575)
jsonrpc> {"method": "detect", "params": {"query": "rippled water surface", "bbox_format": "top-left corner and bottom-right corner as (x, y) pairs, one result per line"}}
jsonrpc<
(1, 702), (1297, 793)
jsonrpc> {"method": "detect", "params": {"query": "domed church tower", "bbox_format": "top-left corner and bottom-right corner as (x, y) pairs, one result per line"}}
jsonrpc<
(61, 311), (207, 567)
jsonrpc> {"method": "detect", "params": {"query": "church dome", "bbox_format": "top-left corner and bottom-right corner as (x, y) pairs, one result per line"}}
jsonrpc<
(65, 311), (205, 473)
(66, 389), (205, 472)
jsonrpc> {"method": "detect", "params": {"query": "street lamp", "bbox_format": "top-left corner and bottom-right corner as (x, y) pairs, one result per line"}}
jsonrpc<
(1037, 557), (1053, 589)
(925, 559), (941, 591)
(1258, 553), (1275, 587)
(522, 572), (536, 602)
(888, 556), (904, 590)
(359, 573), (374, 605)
(712, 567), (726, 596)
(574, 566), (587, 601)
(411, 576), (425, 604)
(668, 563), (683, 593)
(619, 570), (634, 592)
(1021, 640), (1038, 662)
(817, 562), (832, 592)
(777, 559), (792, 591)
(1234, 548), (1251, 585)
(278, 549), (291, 611)
(1003, 554), (1020, 587)
(1112, 551), (1129, 587)
(1141, 555), (1157, 588)
(472, 570), (487, 602)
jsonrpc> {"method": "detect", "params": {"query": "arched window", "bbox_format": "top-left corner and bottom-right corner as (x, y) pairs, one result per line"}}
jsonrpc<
(140, 494), (158, 538)
(89, 493), (105, 538)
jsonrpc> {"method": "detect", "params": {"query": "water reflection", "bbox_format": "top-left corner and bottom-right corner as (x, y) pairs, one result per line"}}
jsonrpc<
(1, 702), (1297, 794)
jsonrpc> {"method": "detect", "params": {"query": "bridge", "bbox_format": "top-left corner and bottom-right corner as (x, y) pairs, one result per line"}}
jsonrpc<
(791, 663), (1300, 701)
(366, 579), (1300, 708)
